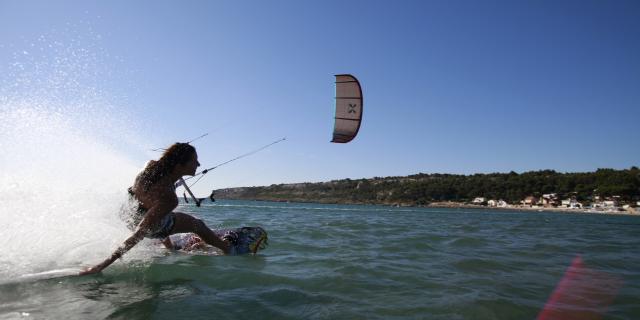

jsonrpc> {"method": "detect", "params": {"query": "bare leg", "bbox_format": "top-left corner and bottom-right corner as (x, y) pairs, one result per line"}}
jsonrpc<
(169, 212), (230, 253)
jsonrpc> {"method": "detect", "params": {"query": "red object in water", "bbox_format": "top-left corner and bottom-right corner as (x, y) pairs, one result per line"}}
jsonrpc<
(537, 255), (622, 320)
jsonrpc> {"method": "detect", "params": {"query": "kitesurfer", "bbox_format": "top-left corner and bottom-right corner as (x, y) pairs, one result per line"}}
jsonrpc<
(80, 143), (232, 275)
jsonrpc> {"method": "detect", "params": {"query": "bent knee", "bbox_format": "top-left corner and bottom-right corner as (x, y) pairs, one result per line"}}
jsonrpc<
(191, 218), (207, 230)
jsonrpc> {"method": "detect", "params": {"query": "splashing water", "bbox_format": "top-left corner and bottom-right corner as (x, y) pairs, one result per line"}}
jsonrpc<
(0, 31), (153, 282)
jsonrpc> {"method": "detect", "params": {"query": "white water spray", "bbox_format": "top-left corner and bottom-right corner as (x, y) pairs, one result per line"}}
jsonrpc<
(0, 31), (155, 282)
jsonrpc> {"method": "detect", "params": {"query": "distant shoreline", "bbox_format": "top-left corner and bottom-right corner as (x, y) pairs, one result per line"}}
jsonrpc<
(213, 168), (640, 215)
(425, 201), (639, 216)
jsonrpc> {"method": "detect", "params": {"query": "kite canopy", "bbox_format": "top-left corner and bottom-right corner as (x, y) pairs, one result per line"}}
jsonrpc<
(332, 74), (363, 143)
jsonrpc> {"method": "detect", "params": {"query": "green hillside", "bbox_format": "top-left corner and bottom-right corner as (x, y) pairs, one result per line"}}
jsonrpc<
(214, 167), (640, 206)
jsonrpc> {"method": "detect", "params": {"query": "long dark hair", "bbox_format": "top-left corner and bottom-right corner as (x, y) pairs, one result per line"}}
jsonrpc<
(139, 143), (196, 191)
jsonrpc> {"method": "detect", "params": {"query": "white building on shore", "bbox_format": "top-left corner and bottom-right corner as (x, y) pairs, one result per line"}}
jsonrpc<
(561, 199), (583, 209)
(472, 197), (486, 205)
(487, 199), (510, 208)
(542, 193), (559, 207)
(522, 196), (539, 206)
(590, 197), (622, 211)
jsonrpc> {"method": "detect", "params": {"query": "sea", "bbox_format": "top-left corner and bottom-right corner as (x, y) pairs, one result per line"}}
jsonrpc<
(1, 200), (638, 320)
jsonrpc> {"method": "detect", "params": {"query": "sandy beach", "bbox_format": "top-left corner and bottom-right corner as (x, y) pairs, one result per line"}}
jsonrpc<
(427, 201), (639, 216)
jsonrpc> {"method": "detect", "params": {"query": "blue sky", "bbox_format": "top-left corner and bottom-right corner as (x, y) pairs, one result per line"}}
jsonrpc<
(1, 1), (639, 191)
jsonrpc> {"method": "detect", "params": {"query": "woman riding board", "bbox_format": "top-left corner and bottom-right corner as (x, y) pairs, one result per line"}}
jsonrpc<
(81, 143), (239, 275)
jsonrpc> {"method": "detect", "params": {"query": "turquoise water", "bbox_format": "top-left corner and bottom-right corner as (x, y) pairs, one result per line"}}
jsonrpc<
(1, 200), (639, 319)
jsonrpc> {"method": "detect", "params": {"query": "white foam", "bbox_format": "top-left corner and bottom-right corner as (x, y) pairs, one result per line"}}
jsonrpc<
(0, 33), (156, 282)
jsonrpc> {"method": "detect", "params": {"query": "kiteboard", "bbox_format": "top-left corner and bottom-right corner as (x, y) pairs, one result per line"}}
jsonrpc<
(165, 226), (268, 255)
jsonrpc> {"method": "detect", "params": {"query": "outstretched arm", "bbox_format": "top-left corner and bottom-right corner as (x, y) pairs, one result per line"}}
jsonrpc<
(79, 228), (145, 275)
(79, 201), (174, 275)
